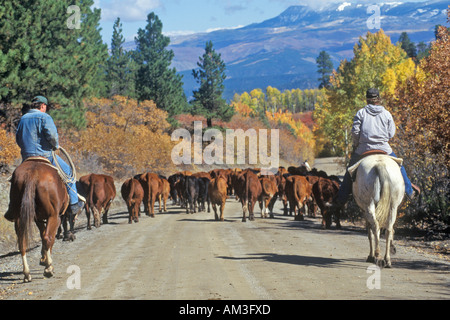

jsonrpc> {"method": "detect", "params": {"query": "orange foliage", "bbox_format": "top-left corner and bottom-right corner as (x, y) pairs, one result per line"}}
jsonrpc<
(61, 96), (175, 177)
(266, 109), (315, 154)
(386, 13), (450, 223)
(231, 101), (256, 117)
(0, 128), (20, 170)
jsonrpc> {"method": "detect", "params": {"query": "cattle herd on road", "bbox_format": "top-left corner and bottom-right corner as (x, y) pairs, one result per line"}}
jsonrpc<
(74, 164), (342, 233)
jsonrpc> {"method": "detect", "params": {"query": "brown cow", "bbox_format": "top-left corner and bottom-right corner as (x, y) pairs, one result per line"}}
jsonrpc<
(135, 172), (163, 218)
(208, 176), (228, 221)
(312, 177), (341, 229)
(158, 177), (171, 213)
(258, 176), (278, 218)
(121, 178), (144, 224)
(285, 175), (312, 221)
(210, 168), (234, 195)
(236, 170), (262, 222)
(305, 175), (320, 217)
(79, 174), (116, 229)
(268, 170), (289, 216)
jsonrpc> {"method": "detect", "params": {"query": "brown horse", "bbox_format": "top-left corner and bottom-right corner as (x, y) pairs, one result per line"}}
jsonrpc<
(4, 158), (69, 282)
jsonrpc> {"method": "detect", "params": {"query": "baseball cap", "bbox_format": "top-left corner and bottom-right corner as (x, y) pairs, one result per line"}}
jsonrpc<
(366, 88), (380, 99)
(32, 96), (48, 105)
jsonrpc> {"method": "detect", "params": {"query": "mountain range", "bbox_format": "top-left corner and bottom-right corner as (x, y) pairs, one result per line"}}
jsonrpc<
(124, 1), (449, 100)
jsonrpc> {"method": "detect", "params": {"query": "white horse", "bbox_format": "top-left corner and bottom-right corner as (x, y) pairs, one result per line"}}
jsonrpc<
(349, 154), (405, 268)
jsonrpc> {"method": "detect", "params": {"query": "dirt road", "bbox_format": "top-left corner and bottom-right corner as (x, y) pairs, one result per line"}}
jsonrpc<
(1, 158), (449, 300)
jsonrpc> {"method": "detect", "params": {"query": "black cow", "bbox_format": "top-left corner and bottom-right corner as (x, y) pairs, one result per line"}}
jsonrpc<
(182, 176), (199, 214)
(197, 177), (211, 213)
(168, 173), (182, 205)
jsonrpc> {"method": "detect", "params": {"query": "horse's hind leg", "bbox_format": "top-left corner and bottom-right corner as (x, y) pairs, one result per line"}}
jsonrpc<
(36, 220), (49, 266)
(366, 207), (381, 265)
(384, 228), (394, 268)
(15, 221), (31, 283)
(41, 215), (59, 278)
(384, 210), (398, 268)
(366, 224), (375, 264)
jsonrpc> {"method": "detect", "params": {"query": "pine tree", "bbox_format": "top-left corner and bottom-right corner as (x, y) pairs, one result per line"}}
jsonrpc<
(192, 41), (234, 127)
(0, 1), (108, 129)
(316, 51), (333, 89)
(416, 41), (430, 61)
(105, 17), (135, 98)
(133, 12), (187, 117)
(399, 32), (417, 58)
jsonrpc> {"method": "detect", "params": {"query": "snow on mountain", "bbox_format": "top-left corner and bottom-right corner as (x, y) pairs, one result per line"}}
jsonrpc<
(124, 1), (449, 99)
(337, 2), (352, 11)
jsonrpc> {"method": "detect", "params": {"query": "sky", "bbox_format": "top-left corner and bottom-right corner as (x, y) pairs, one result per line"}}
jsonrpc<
(92, 0), (431, 46)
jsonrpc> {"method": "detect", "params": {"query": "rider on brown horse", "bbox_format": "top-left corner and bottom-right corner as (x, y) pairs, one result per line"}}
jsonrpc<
(5, 96), (84, 236)
(333, 88), (421, 207)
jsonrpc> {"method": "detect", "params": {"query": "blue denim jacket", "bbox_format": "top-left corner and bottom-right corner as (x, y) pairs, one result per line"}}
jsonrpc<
(16, 109), (59, 160)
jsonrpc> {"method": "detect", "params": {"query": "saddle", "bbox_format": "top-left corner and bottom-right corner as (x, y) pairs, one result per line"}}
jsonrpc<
(7, 157), (55, 182)
(348, 150), (403, 182)
(24, 156), (53, 164)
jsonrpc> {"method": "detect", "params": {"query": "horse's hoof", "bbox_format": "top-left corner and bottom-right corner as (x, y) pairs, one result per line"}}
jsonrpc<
(63, 232), (76, 242)
(366, 256), (376, 263)
(23, 275), (32, 283)
(376, 259), (386, 269)
(44, 266), (54, 278)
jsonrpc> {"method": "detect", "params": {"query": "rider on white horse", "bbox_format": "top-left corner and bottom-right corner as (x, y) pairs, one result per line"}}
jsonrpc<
(334, 88), (420, 207)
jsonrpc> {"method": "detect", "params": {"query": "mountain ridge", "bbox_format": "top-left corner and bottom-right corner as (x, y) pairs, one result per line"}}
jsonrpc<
(123, 1), (449, 100)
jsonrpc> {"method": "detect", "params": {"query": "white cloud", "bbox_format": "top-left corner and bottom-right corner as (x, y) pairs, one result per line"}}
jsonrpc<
(96, 0), (163, 22)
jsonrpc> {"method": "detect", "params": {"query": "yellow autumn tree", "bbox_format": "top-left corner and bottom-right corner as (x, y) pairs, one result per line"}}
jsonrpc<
(314, 29), (417, 157)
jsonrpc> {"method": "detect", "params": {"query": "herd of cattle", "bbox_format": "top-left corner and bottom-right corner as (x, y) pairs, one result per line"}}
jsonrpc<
(74, 164), (343, 232)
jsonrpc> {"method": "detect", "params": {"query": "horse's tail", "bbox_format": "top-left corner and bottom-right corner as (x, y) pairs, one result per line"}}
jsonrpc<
(375, 162), (392, 227)
(18, 176), (37, 248)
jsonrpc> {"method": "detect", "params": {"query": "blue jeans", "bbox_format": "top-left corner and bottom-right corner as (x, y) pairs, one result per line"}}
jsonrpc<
(48, 154), (79, 205)
(336, 152), (413, 203)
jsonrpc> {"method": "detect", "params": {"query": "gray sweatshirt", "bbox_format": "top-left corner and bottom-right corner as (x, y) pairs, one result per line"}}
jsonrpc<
(351, 104), (395, 155)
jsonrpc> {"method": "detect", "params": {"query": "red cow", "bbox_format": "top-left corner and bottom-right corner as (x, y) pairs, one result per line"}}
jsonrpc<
(236, 170), (262, 222)
(258, 176), (278, 218)
(121, 178), (144, 224)
(269, 170), (289, 216)
(158, 177), (171, 213)
(79, 174), (116, 229)
(136, 172), (163, 218)
(312, 177), (341, 229)
(305, 175), (320, 217)
(285, 175), (313, 221)
(208, 176), (228, 221)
